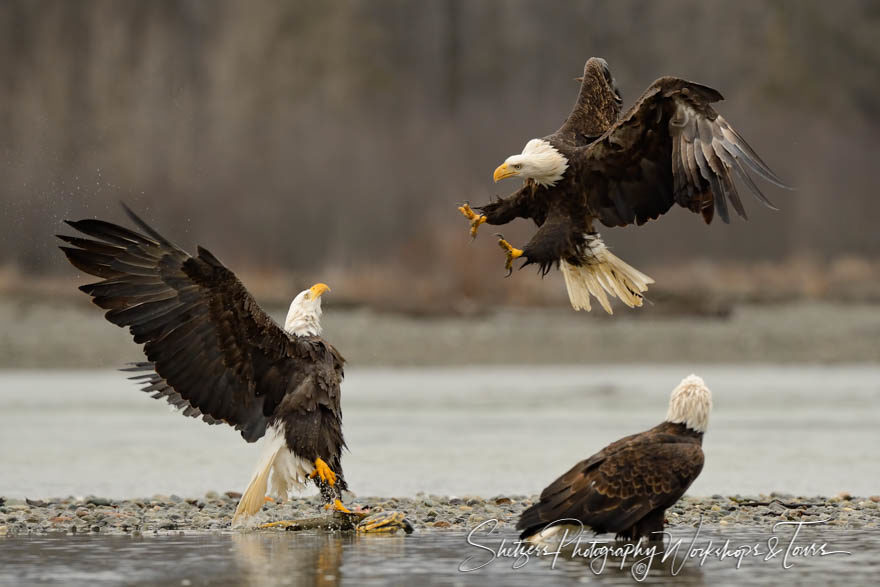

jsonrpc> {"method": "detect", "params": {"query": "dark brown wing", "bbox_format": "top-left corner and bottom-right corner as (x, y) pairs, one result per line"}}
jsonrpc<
(122, 362), (223, 425)
(574, 77), (787, 227)
(517, 431), (704, 538)
(58, 205), (343, 444)
(554, 58), (622, 145)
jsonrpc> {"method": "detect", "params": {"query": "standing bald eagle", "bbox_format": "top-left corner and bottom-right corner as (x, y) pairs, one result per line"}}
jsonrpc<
(459, 58), (788, 313)
(58, 205), (349, 523)
(517, 374), (711, 542)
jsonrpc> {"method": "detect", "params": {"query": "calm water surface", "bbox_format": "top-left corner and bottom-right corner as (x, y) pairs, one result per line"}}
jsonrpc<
(0, 526), (876, 586)
(1, 366), (878, 585)
(1, 365), (879, 498)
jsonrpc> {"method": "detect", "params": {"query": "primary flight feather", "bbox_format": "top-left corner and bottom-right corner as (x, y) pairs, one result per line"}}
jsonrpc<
(58, 205), (350, 523)
(460, 57), (789, 313)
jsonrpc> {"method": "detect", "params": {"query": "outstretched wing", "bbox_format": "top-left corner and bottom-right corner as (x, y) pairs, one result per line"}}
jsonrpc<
(575, 77), (788, 227)
(122, 362), (224, 425)
(517, 433), (703, 537)
(554, 58), (623, 145)
(58, 205), (343, 443)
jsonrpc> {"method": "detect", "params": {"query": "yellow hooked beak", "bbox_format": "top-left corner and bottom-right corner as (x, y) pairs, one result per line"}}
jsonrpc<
(493, 163), (519, 183)
(309, 283), (331, 298)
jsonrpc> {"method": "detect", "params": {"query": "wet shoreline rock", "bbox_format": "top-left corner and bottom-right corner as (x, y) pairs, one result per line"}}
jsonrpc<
(0, 493), (877, 537)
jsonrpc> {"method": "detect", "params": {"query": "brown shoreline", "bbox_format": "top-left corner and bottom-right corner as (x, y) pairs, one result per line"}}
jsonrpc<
(3, 298), (880, 369)
(1, 494), (877, 537)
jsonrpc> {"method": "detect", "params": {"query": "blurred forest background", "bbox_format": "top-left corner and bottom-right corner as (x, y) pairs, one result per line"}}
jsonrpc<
(1, 0), (879, 313)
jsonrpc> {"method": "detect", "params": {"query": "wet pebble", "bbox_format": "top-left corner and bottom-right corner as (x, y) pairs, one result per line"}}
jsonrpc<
(1, 493), (878, 536)
(85, 496), (112, 507)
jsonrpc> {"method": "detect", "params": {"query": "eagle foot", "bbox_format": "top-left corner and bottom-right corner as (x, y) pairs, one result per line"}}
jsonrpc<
(458, 203), (487, 238)
(496, 234), (523, 276)
(357, 511), (415, 534)
(310, 458), (337, 486)
(324, 498), (352, 514)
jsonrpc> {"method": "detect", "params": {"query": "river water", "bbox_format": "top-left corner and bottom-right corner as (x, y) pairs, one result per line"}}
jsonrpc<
(1, 366), (878, 585)
(0, 526), (877, 585)
(1, 365), (878, 499)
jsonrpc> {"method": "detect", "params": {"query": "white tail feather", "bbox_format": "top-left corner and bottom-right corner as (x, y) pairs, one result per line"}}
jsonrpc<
(560, 236), (654, 314)
(269, 448), (313, 500)
(232, 427), (286, 525)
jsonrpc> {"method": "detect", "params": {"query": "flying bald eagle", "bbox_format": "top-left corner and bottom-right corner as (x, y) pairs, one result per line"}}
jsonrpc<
(517, 374), (711, 542)
(459, 58), (788, 313)
(58, 205), (350, 523)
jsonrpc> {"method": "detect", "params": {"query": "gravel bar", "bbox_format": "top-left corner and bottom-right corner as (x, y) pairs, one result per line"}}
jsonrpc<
(1, 492), (878, 537)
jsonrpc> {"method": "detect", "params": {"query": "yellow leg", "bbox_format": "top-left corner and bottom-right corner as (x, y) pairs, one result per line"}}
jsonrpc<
(458, 203), (487, 238)
(496, 234), (523, 274)
(324, 498), (352, 514)
(309, 458), (337, 486)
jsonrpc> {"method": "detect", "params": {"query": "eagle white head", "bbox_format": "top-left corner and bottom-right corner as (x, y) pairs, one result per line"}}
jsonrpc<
(284, 283), (330, 337)
(666, 374), (712, 433)
(493, 138), (569, 187)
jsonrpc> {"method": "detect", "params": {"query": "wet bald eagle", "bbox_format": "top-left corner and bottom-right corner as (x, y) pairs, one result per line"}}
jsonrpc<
(459, 58), (788, 313)
(517, 374), (711, 542)
(58, 205), (349, 523)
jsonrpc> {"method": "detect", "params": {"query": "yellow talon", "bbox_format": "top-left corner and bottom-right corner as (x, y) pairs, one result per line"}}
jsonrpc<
(458, 203), (487, 238)
(309, 458), (337, 486)
(458, 203), (479, 220)
(496, 235), (523, 274)
(264, 496), (275, 503)
(324, 498), (352, 514)
(471, 215), (487, 237)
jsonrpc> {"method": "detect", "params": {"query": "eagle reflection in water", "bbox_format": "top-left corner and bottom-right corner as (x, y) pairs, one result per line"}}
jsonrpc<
(231, 532), (409, 587)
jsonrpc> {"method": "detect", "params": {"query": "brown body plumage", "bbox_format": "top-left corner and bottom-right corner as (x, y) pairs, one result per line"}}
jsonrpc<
(517, 375), (711, 542)
(517, 422), (703, 541)
(58, 205), (347, 516)
(467, 58), (788, 312)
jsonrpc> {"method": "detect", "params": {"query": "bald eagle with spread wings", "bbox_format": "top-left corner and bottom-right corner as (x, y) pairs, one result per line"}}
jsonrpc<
(58, 205), (350, 524)
(517, 374), (711, 542)
(459, 58), (788, 313)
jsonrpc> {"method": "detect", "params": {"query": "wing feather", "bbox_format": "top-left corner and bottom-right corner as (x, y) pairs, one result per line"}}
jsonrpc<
(575, 77), (788, 227)
(518, 430), (704, 538)
(59, 207), (344, 443)
(555, 58), (622, 143)
(693, 137), (729, 223)
(121, 363), (223, 426)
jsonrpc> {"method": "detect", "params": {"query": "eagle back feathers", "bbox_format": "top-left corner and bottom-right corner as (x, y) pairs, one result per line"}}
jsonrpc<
(518, 422), (703, 539)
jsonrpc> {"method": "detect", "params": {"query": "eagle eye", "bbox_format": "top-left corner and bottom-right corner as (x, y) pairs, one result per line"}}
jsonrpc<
(513, 163), (522, 170)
